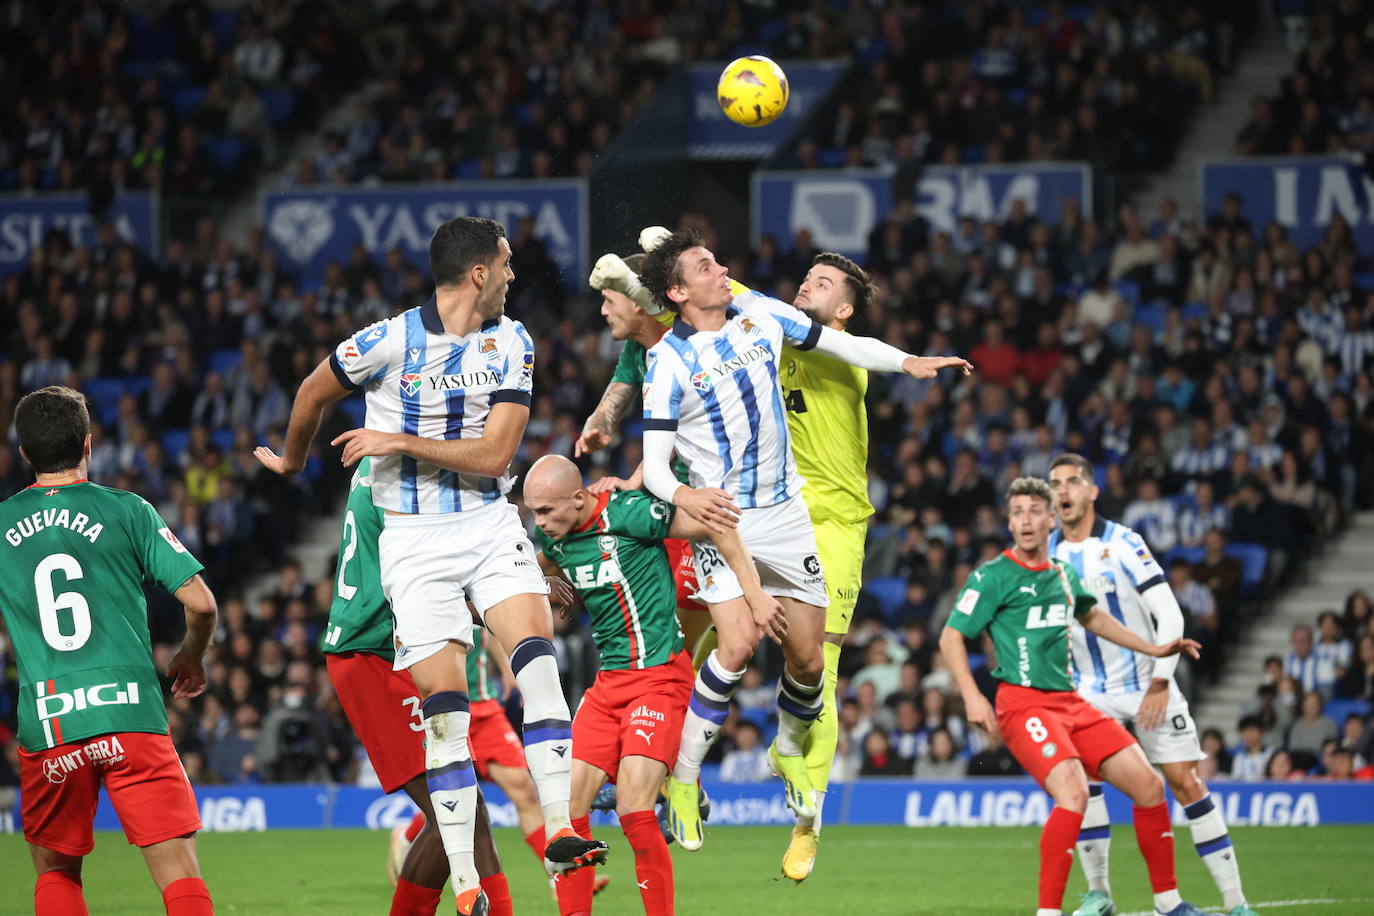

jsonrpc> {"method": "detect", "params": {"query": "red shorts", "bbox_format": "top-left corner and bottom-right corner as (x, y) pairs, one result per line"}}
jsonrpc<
(996, 683), (1137, 786)
(665, 538), (706, 612)
(327, 652), (425, 793)
(20, 731), (201, 855)
(469, 699), (526, 780)
(573, 650), (694, 782)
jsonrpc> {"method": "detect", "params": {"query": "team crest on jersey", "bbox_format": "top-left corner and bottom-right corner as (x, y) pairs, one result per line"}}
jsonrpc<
(479, 337), (497, 353)
(399, 374), (423, 396)
(1101, 547), (1111, 560)
(690, 370), (712, 393)
(598, 535), (617, 554)
(740, 318), (758, 334)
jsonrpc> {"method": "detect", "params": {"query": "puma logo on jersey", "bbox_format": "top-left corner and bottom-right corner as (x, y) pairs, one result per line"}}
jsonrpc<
(634, 728), (654, 744)
(1019, 584), (1038, 597)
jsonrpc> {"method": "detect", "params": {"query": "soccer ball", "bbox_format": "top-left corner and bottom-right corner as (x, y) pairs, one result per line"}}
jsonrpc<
(717, 56), (790, 127)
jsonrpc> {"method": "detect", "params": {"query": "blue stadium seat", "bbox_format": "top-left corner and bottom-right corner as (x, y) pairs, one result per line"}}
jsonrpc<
(205, 137), (244, 174)
(1135, 303), (1168, 336)
(1227, 542), (1268, 597)
(1324, 698), (1371, 724)
(83, 377), (126, 428)
(962, 146), (986, 164)
(862, 576), (907, 622)
(818, 147), (847, 168)
(210, 10), (239, 48)
(1163, 546), (1205, 568)
(160, 428), (191, 460)
(174, 87), (208, 118)
(1113, 279), (1141, 309)
(1004, 88), (1028, 107)
(261, 89), (297, 128)
(1181, 302), (1208, 323)
(126, 376), (152, 397)
(1354, 272), (1374, 291)
(454, 158), (482, 180)
(210, 429), (235, 454)
(338, 397), (366, 428)
(208, 348), (242, 376)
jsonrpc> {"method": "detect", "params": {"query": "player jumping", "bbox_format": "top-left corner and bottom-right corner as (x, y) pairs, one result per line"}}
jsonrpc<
(630, 228), (971, 851)
(579, 233), (880, 879)
(939, 476), (1205, 916)
(257, 216), (606, 915)
(524, 454), (782, 915)
(1, 386), (217, 916)
(1047, 454), (1257, 916)
(322, 456), (550, 916)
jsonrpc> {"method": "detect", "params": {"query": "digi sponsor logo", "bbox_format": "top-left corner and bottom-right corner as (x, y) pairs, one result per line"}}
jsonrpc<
(399, 374), (423, 396)
(37, 681), (141, 725)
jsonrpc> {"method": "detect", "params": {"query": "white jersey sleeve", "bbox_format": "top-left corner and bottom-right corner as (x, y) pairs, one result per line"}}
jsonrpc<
(1115, 526), (1167, 593)
(493, 320), (535, 407)
(642, 346), (685, 430)
(331, 318), (396, 390)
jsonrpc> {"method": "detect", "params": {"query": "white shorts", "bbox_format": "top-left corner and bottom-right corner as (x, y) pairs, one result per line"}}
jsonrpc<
(691, 495), (829, 607)
(1080, 682), (1205, 765)
(379, 499), (548, 671)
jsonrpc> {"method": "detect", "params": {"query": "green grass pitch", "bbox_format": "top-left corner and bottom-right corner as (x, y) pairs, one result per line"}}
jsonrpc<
(3, 826), (1372, 914)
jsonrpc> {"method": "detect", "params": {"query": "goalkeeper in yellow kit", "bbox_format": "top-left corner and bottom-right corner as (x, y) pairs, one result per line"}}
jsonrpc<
(576, 227), (878, 882)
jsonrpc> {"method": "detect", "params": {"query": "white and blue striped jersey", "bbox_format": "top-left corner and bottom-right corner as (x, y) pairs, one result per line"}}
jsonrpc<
(642, 290), (821, 509)
(1049, 517), (1169, 695)
(330, 298), (534, 514)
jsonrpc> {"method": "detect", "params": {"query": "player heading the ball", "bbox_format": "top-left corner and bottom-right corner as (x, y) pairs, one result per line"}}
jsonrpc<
(256, 216), (606, 915)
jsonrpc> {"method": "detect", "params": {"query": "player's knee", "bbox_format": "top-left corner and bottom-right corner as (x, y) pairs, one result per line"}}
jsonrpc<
(1166, 767), (1206, 804)
(714, 631), (754, 670)
(1128, 770), (1166, 807)
(1054, 782), (1090, 812)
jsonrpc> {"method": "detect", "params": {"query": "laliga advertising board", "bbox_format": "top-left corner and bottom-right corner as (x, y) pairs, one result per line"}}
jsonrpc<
(261, 179), (587, 289)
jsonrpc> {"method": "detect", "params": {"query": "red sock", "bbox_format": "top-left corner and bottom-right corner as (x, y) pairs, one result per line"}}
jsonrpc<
(553, 815), (595, 916)
(404, 812), (427, 844)
(1039, 806), (1084, 911)
(1132, 803), (1179, 893)
(35, 871), (88, 916)
(621, 810), (674, 916)
(525, 826), (546, 864)
(479, 874), (513, 916)
(389, 876), (442, 916)
(162, 877), (213, 916)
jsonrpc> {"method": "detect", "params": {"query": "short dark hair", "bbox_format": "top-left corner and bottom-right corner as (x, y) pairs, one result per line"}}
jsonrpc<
(1238, 715), (1262, 732)
(811, 252), (877, 319)
(622, 252), (647, 275)
(15, 386), (90, 473)
(639, 228), (704, 313)
(1049, 452), (1094, 479)
(428, 217), (506, 288)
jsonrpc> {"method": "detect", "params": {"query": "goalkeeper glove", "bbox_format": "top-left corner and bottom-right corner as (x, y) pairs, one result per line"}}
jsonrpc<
(588, 253), (661, 315)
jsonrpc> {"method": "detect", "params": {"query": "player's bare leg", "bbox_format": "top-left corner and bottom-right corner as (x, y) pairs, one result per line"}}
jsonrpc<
(406, 642), (486, 913)
(30, 845), (89, 916)
(769, 597), (825, 821)
(665, 595), (758, 850)
(1159, 761), (1254, 916)
(389, 778), (512, 916)
(483, 593), (608, 873)
(486, 762), (548, 863)
(1098, 746), (1201, 916)
(135, 835), (213, 915)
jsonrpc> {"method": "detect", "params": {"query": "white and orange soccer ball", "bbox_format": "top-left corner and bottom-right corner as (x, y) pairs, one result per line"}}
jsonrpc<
(717, 56), (790, 127)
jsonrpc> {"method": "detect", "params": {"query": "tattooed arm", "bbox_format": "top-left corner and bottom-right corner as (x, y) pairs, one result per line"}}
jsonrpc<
(574, 380), (636, 456)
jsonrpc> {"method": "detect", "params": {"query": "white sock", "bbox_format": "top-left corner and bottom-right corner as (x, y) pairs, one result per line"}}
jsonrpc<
(803, 789), (826, 832)
(774, 670), (823, 757)
(421, 693), (480, 893)
(510, 637), (573, 836)
(1036, 909), (1062, 916)
(1185, 794), (1246, 910)
(1153, 889), (1183, 912)
(672, 650), (743, 784)
(1075, 783), (1112, 896)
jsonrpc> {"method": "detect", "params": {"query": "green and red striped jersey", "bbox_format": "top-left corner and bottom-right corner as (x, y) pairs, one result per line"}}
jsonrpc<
(534, 490), (683, 670)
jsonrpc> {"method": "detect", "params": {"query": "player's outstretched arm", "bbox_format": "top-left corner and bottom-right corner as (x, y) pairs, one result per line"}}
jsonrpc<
(1081, 607), (1201, 660)
(166, 574), (217, 699)
(334, 401), (529, 476)
(811, 326), (975, 378)
(939, 625), (998, 735)
(669, 512), (787, 644)
(576, 380), (636, 456)
(255, 357), (352, 475)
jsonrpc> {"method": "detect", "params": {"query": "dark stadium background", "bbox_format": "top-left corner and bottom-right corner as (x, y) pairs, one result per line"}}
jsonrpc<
(3, 0), (1374, 802)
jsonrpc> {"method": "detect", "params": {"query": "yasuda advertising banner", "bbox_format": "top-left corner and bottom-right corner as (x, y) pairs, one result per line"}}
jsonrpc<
(0, 192), (159, 276)
(688, 60), (847, 159)
(8, 779), (1361, 836)
(752, 163), (1091, 262)
(1200, 155), (1374, 254)
(262, 180), (588, 290)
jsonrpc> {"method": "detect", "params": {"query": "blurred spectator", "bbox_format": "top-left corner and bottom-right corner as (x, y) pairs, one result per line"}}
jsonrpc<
(719, 721), (772, 783)
(1339, 635), (1374, 702)
(965, 727), (1023, 777)
(1231, 715), (1274, 782)
(255, 676), (332, 782)
(860, 729), (911, 777)
(1286, 692), (1339, 757)
(915, 727), (965, 780)
(1286, 624), (1322, 695)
